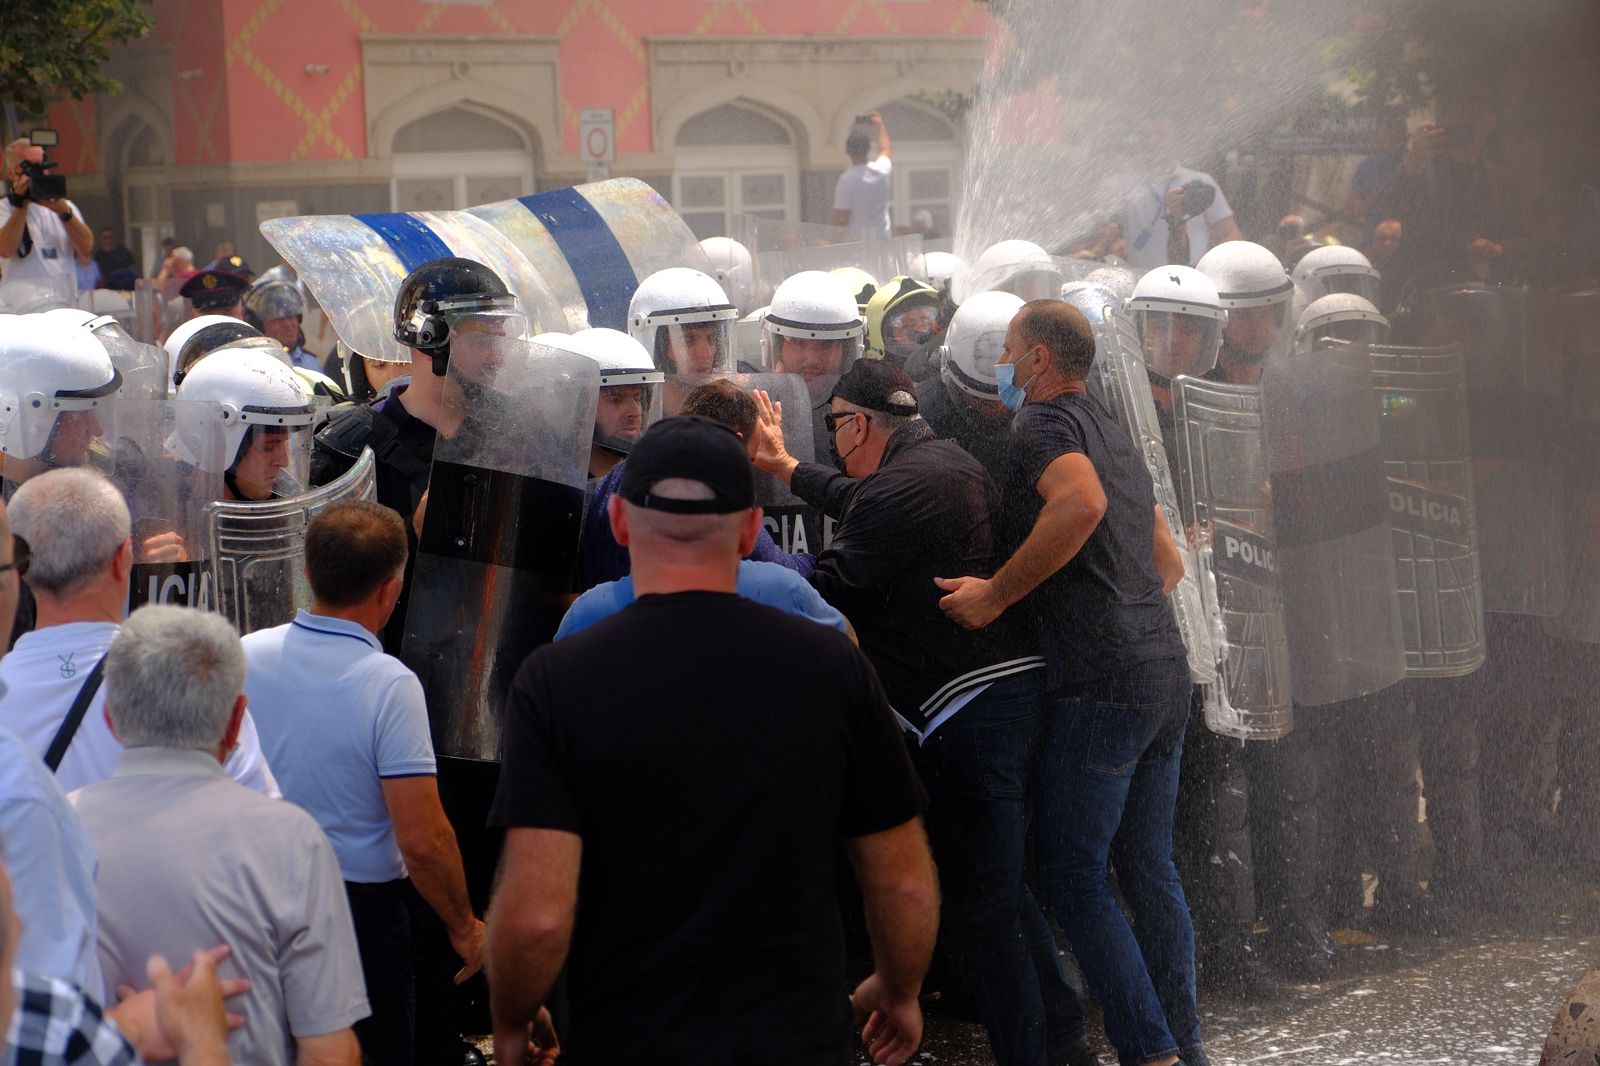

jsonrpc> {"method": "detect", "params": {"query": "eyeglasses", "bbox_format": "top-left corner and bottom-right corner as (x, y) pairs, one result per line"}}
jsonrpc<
(823, 410), (867, 435)
(0, 535), (29, 578)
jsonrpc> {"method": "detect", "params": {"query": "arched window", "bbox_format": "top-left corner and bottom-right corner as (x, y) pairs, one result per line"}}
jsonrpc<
(390, 105), (536, 211)
(110, 118), (172, 275)
(873, 100), (960, 237)
(672, 102), (800, 240)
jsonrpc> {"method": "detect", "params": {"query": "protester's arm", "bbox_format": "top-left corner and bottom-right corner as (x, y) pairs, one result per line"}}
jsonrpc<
(1153, 504), (1185, 594)
(937, 452), (1106, 628)
(294, 1029), (361, 1066)
(749, 388), (864, 517)
(384, 775), (482, 980)
(1208, 214), (1242, 245)
(488, 827), (580, 1066)
(59, 204), (93, 258)
(870, 111), (891, 161)
(845, 818), (937, 1066)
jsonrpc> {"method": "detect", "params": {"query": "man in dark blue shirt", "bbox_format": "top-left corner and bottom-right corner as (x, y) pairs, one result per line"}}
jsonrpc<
(938, 299), (1204, 1066)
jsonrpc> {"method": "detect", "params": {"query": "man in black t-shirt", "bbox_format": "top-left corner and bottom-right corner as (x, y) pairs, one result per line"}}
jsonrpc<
(938, 300), (1203, 1066)
(486, 416), (936, 1066)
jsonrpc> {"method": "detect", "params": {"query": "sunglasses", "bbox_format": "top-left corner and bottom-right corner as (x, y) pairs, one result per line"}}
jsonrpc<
(823, 410), (867, 435)
(0, 535), (28, 578)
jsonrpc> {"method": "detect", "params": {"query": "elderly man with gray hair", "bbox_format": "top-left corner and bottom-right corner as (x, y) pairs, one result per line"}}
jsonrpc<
(73, 605), (370, 1066)
(0, 467), (276, 795)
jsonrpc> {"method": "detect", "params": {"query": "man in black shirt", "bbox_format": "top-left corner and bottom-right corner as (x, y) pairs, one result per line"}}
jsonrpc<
(938, 300), (1203, 1066)
(749, 361), (1090, 1066)
(486, 416), (936, 1066)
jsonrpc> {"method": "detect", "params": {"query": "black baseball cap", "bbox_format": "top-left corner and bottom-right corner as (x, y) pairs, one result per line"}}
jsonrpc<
(619, 416), (756, 514)
(831, 359), (918, 415)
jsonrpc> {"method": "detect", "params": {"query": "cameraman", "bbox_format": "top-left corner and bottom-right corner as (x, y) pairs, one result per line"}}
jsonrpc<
(0, 139), (92, 295)
(1121, 118), (1241, 269)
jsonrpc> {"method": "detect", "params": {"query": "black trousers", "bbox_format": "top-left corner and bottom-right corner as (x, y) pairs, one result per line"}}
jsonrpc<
(346, 879), (418, 1066)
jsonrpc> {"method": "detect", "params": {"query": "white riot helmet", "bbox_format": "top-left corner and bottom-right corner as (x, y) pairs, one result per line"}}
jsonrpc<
(761, 271), (866, 402)
(164, 315), (264, 389)
(168, 346), (316, 495)
(1292, 245), (1381, 308)
(698, 237), (754, 312)
(1084, 264), (1141, 301)
(917, 251), (966, 296)
(41, 306), (169, 402)
(568, 328), (664, 456)
(626, 267), (737, 375)
(940, 290), (1025, 402)
(961, 239), (1061, 303)
(1195, 240), (1295, 367)
(0, 317), (122, 462)
(1127, 265), (1229, 382)
(1295, 293), (1390, 352)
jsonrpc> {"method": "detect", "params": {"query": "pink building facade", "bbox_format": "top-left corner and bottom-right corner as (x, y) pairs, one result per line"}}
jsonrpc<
(52, 0), (988, 272)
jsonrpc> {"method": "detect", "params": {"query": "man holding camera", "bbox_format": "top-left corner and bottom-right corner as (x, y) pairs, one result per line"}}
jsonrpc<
(1121, 119), (1241, 270)
(0, 138), (92, 297)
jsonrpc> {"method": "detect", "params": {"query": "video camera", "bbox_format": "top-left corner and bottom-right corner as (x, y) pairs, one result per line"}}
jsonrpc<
(17, 129), (66, 202)
(1176, 179), (1215, 222)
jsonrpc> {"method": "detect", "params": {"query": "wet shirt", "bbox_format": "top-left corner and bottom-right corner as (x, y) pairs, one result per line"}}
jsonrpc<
(490, 591), (924, 1065)
(999, 392), (1184, 687)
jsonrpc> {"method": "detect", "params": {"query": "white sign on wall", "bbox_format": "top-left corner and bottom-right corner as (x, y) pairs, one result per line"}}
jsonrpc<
(579, 108), (616, 165)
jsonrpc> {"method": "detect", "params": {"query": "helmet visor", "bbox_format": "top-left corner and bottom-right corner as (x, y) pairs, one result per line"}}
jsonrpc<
(1221, 298), (1294, 366)
(593, 380), (662, 455)
(446, 309), (531, 387)
(763, 330), (861, 405)
(1136, 309), (1224, 380)
(880, 302), (942, 363)
(228, 421), (315, 499)
(651, 319), (735, 375)
(1318, 273), (1382, 306)
(1301, 316), (1390, 352)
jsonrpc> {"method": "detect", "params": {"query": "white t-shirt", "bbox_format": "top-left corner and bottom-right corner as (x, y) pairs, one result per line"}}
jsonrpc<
(0, 621), (280, 796)
(833, 156), (893, 238)
(0, 199), (82, 297)
(1121, 166), (1234, 269)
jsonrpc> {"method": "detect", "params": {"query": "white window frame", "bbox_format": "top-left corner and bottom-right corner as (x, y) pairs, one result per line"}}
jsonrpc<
(672, 145), (798, 238)
(390, 150), (534, 211)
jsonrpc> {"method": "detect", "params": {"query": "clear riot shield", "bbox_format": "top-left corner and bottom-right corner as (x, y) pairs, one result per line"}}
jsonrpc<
(131, 278), (187, 346)
(260, 210), (564, 365)
(1067, 288), (1217, 693)
(1173, 376), (1294, 739)
(469, 178), (712, 333)
(90, 318), (169, 400)
(659, 371), (827, 555)
(1541, 282), (1600, 643)
(0, 274), (75, 313)
(115, 400), (218, 612)
(731, 215), (922, 310)
(963, 254), (1095, 304)
(1263, 342), (1406, 705)
(402, 340), (599, 762)
(204, 448), (378, 635)
(1410, 281), (1566, 617)
(1370, 344), (1485, 676)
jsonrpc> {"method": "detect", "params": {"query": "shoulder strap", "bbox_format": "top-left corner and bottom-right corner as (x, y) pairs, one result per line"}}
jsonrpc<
(43, 655), (108, 773)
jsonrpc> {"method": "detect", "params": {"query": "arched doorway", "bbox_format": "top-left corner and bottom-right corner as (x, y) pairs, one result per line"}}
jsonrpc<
(390, 105), (537, 211)
(107, 117), (173, 276)
(672, 101), (800, 240)
(873, 100), (960, 237)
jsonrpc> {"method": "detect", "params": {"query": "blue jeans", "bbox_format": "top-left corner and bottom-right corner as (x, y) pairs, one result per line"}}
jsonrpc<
(1034, 658), (1203, 1066)
(919, 671), (1087, 1066)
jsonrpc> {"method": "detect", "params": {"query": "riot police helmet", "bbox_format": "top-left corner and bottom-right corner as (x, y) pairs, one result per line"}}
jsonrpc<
(568, 328), (663, 456)
(392, 256), (520, 378)
(626, 267), (737, 375)
(168, 318), (266, 389)
(169, 346), (316, 498)
(0, 316), (122, 463)
(760, 271), (866, 400)
(1196, 240), (1295, 366)
(865, 276), (942, 365)
(961, 239), (1061, 303)
(830, 266), (879, 314)
(1292, 245), (1381, 306)
(1126, 265), (1228, 382)
(940, 290), (1024, 402)
(698, 237), (754, 310)
(1296, 292), (1390, 351)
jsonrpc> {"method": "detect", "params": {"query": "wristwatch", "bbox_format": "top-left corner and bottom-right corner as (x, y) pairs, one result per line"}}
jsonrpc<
(58, 207), (73, 222)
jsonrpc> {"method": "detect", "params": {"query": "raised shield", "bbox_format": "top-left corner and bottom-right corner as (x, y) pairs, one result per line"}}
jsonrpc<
(1173, 375), (1294, 739)
(1263, 341), (1406, 705)
(1369, 343), (1486, 676)
(401, 340), (599, 761)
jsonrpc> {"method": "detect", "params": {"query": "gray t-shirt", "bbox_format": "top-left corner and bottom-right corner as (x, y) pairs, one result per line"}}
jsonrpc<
(71, 747), (369, 1065)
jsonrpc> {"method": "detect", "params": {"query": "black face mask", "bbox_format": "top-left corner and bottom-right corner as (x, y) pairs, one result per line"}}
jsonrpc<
(826, 413), (865, 472)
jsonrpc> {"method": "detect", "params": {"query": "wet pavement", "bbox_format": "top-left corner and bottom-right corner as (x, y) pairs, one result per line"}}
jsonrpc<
(904, 878), (1600, 1066)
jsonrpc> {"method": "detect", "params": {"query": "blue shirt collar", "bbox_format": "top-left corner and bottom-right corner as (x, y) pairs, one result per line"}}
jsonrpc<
(291, 609), (383, 651)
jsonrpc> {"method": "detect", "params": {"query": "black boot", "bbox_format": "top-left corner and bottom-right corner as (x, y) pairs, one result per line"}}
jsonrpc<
(1197, 926), (1278, 1001)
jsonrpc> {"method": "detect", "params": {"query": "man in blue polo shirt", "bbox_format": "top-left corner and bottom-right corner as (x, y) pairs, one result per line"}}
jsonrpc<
(240, 500), (481, 1066)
